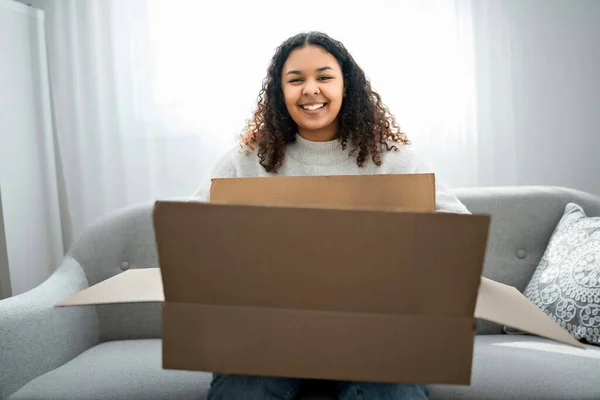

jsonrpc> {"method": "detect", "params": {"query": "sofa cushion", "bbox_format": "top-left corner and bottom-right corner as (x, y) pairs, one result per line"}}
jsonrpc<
(7, 339), (338, 400)
(430, 335), (600, 400)
(9, 339), (210, 400)
(505, 203), (600, 344)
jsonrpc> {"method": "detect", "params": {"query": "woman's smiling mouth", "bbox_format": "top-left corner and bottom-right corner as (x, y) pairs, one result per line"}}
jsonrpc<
(299, 102), (328, 115)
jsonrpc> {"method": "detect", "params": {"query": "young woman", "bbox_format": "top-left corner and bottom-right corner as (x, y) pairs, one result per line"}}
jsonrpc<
(197, 31), (469, 400)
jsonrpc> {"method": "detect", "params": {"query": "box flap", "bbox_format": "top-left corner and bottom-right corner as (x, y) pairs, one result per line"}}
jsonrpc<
(475, 277), (584, 348)
(210, 173), (436, 212)
(55, 268), (163, 306)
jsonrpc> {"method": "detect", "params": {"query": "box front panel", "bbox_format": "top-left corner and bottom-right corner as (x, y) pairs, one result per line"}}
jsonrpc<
(162, 303), (475, 385)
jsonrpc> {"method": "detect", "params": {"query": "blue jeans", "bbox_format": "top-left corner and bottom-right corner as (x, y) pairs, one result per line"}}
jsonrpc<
(207, 374), (430, 400)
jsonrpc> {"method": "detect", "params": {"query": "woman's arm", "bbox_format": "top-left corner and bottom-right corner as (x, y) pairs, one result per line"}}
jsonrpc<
(192, 148), (239, 201)
(409, 149), (471, 214)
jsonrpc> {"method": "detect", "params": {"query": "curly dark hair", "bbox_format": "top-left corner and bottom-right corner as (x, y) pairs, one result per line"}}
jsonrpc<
(242, 31), (409, 173)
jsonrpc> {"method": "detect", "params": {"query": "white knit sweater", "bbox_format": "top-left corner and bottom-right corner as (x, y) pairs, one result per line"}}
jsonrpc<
(195, 135), (470, 214)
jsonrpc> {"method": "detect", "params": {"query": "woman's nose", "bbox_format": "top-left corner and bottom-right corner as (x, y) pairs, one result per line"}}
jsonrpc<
(302, 80), (320, 96)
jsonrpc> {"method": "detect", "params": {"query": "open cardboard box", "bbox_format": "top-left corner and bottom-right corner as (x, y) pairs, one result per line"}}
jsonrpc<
(56, 173), (583, 385)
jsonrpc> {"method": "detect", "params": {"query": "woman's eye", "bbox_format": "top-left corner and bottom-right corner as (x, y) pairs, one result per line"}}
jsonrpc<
(289, 78), (303, 83)
(318, 76), (332, 81)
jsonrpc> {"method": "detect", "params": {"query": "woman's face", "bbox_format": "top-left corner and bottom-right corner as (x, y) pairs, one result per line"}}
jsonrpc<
(281, 44), (344, 142)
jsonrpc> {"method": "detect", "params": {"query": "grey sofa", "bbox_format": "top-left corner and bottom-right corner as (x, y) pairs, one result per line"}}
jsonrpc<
(2, 186), (600, 400)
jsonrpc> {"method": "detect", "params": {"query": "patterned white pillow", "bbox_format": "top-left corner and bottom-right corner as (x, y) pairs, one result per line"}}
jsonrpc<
(505, 203), (600, 345)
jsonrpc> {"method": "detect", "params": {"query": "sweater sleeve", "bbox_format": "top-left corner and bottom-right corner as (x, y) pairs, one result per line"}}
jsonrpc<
(409, 149), (471, 214)
(192, 148), (239, 202)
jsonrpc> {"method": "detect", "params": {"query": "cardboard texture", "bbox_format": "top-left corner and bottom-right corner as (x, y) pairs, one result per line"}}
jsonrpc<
(209, 173), (436, 212)
(55, 173), (584, 385)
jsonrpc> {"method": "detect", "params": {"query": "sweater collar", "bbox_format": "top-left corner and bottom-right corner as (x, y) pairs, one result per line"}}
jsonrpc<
(286, 134), (349, 166)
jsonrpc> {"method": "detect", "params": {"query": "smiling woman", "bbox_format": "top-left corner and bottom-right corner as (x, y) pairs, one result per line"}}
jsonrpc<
(241, 32), (410, 173)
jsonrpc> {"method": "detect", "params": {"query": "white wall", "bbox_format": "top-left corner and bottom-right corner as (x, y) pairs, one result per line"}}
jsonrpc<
(505, 0), (600, 195)
(0, 185), (11, 298)
(0, 0), (63, 295)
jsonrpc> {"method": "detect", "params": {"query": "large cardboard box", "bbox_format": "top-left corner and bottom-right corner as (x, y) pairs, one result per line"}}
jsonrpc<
(56, 173), (583, 385)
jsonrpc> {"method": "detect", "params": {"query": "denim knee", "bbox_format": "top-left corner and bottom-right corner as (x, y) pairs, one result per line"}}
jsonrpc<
(207, 374), (302, 400)
(337, 381), (430, 400)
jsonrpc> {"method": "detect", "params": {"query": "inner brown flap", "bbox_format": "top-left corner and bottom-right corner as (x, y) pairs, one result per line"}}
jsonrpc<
(210, 174), (436, 212)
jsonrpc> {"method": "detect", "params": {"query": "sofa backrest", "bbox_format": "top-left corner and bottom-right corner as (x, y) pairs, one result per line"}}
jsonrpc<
(453, 186), (600, 334)
(69, 186), (600, 340)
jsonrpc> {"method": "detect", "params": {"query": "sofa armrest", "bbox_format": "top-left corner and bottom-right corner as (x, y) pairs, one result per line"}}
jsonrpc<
(0, 257), (99, 399)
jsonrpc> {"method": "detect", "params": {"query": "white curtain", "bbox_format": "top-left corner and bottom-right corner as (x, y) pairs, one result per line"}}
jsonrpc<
(471, 0), (519, 187)
(39, 0), (514, 248)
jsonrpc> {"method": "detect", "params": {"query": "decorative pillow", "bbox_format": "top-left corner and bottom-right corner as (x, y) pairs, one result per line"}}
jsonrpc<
(505, 202), (600, 345)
